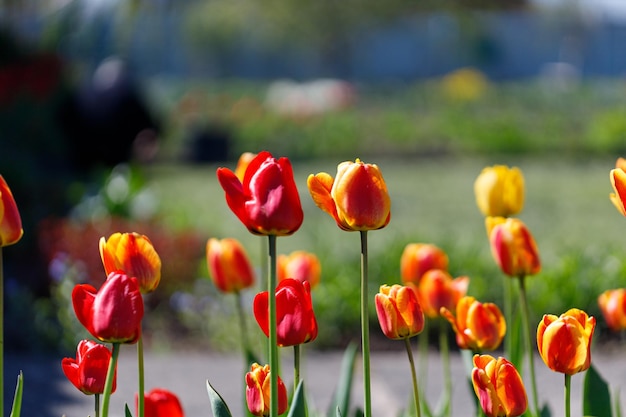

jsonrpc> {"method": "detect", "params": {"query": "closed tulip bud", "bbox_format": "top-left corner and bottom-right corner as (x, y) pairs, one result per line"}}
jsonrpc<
(234, 152), (257, 182)
(472, 354), (527, 417)
(537, 308), (596, 375)
(441, 296), (506, 351)
(100, 232), (162, 293)
(277, 250), (321, 288)
(416, 269), (469, 319)
(598, 288), (626, 332)
(245, 363), (288, 416)
(72, 271), (144, 344)
(474, 165), (524, 217)
(307, 158), (391, 231)
(0, 175), (23, 247)
(62, 339), (116, 395)
(217, 151), (303, 236)
(487, 216), (541, 278)
(609, 167), (626, 216)
(253, 278), (318, 347)
(400, 243), (449, 285)
(139, 388), (185, 417)
(375, 284), (425, 340)
(206, 237), (255, 293)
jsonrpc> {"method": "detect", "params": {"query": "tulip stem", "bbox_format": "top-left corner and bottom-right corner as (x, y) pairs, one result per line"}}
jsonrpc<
(564, 374), (571, 417)
(293, 344), (300, 394)
(439, 320), (452, 417)
(503, 276), (513, 363)
(517, 275), (539, 416)
(268, 234), (279, 417)
(101, 343), (120, 417)
(95, 393), (100, 417)
(404, 337), (421, 417)
(138, 334), (145, 417)
(235, 291), (251, 356)
(360, 230), (372, 417)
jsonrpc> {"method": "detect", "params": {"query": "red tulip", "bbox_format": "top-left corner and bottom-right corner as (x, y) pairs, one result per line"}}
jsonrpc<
(246, 363), (288, 416)
(206, 237), (255, 293)
(72, 271), (144, 344)
(0, 175), (23, 247)
(139, 388), (185, 417)
(217, 151), (303, 236)
(472, 354), (527, 417)
(400, 243), (449, 285)
(253, 278), (318, 347)
(62, 339), (116, 395)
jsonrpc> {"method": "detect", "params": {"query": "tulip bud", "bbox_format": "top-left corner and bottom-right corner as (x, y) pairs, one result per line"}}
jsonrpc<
(375, 284), (424, 340)
(245, 363), (288, 416)
(400, 243), (449, 285)
(0, 175), (23, 247)
(206, 237), (255, 293)
(472, 354), (527, 417)
(441, 296), (506, 351)
(474, 165), (524, 217)
(598, 288), (626, 332)
(62, 339), (116, 395)
(487, 216), (540, 278)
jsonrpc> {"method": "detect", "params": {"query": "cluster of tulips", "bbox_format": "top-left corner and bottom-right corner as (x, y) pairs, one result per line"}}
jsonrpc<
(2, 151), (626, 417)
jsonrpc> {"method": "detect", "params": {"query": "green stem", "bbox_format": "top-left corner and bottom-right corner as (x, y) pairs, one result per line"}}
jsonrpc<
(564, 374), (571, 417)
(518, 275), (539, 416)
(404, 337), (421, 417)
(268, 235), (279, 417)
(439, 320), (452, 417)
(235, 291), (251, 356)
(503, 276), (513, 361)
(293, 344), (300, 394)
(95, 394), (100, 417)
(137, 334), (145, 417)
(0, 247), (4, 417)
(101, 343), (120, 417)
(360, 231), (372, 417)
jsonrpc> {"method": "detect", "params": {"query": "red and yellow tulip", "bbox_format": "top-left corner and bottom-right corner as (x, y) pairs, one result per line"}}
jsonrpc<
(375, 284), (425, 340)
(277, 250), (321, 289)
(0, 175), (23, 247)
(486, 217), (541, 278)
(206, 237), (255, 293)
(400, 243), (449, 286)
(441, 296), (506, 351)
(415, 269), (469, 319)
(471, 354), (528, 417)
(598, 288), (626, 332)
(245, 363), (288, 417)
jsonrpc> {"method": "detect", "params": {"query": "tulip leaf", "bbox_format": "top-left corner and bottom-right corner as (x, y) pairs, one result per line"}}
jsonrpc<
(327, 341), (357, 417)
(287, 380), (307, 417)
(583, 363), (612, 417)
(9, 371), (23, 417)
(124, 404), (133, 417)
(206, 380), (234, 417)
(334, 407), (342, 417)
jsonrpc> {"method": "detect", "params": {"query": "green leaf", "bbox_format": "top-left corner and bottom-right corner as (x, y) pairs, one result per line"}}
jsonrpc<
(206, 380), (234, 417)
(287, 379), (307, 417)
(583, 363), (612, 417)
(125, 403), (134, 417)
(615, 389), (622, 417)
(9, 371), (23, 417)
(326, 342), (358, 417)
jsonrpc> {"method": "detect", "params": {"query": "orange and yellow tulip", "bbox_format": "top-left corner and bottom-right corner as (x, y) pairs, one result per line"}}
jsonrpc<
(487, 217), (540, 278)
(245, 363), (288, 417)
(400, 243), (449, 286)
(471, 354), (527, 417)
(277, 250), (321, 288)
(415, 269), (469, 319)
(206, 237), (255, 293)
(100, 232), (162, 293)
(537, 308), (596, 375)
(375, 284), (424, 340)
(598, 288), (626, 332)
(610, 164), (626, 216)
(307, 158), (391, 231)
(0, 175), (23, 247)
(441, 296), (506, 351)
(474, 165), (524, 217)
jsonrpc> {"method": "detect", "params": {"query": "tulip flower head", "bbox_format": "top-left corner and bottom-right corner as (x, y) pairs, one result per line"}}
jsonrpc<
(474, 165), (525, 217)
(487, 216), (541, 278)
(307, 158), (391, 231)
(598, 288), (626, 332)
(537, 308), (596, 375)
(375, 284), (425, 340)
(441, 296), (506, 351)
(100, 232), (162, 293)
(246, 363), (288, 416)
(277, 250), (321, 288)
(472, 354), (528, 417)
(400, 243), (449, 286)
(0, 175), (23, 247)
(72, 271), (144, 344)
(206, 237), (255, 293)
(416, 269), (469, 319)
(62, 339), (116, 395)
(217, 151), (303, 236)
(139, 388), (185, 417)
(610, 164), (626, 216)
(253, 278), (318, 347)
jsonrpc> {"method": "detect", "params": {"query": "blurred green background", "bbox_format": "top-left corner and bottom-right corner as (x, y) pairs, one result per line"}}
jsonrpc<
(2, 0), (626, 354)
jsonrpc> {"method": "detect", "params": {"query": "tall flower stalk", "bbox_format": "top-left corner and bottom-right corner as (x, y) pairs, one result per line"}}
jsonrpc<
(517, 274), (539, 415)
(100, 343), (120, 417)
(267, 234), (279, 417)
(360, 231), (372, 416)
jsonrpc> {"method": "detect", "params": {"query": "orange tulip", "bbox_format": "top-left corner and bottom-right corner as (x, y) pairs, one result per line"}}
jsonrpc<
(234, 152), (257, 182)
(375, 284), (425, 340)
(487, 217), (540, 278)
(598, 288), (626, 332)
(139, 388), (185, 417)
(441, 296), (506, 351)
(474, 165), (524, 217)
(416, 269), (469, 319)
(472, 354), (527, 417)
(537, 308), (596, 375)
(400, 243), (449, 285)
(307, 158), (391, 231)
(610, 166), (626, 216)
(206, 237), (255, 293)
(0, 175), (23, 247)
(100, 232), (162, 293)
(277, 250), (321, 288)
(245, 363), (288, 416)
